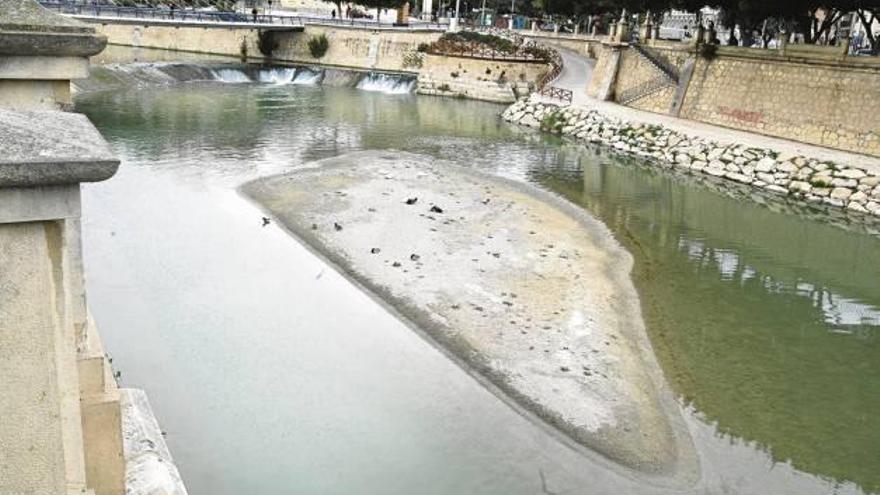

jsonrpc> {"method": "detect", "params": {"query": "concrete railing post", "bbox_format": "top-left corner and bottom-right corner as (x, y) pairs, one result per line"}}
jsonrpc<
(0, 2), (125, 494)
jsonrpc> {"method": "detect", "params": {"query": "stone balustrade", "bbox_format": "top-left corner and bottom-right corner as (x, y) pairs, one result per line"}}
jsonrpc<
(0, 2), (185, 494)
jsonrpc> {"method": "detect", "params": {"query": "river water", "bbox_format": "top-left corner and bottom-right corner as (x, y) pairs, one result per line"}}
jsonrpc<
(76, 75), (878, 494)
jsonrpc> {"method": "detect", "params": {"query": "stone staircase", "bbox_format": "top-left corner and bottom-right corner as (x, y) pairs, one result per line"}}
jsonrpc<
(631, 43), (680, 83)
(618, 75), (677, 105)
(617, 43), (681, 105)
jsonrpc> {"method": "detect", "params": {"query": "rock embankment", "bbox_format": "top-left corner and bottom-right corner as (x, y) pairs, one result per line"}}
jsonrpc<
(242, 151), (696, 482)
(503, 97), (880, 218)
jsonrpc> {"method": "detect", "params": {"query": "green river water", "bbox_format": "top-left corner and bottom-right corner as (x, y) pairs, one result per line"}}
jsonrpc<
(76, 75), (878, 494)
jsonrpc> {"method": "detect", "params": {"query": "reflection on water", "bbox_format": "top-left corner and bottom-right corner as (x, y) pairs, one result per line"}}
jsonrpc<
(529, 150), (880, 493)
(77, 81), (879, 494)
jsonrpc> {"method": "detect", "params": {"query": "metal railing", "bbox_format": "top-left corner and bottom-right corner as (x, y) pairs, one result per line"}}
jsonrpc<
(37, 1), (448, 30)
(631, 43), (680, 83)
(617, 76), (676, 105)
(293, 15), (447, 31)
(428, 45), (543, 62)
(539, 86), (573, 104)
(38, 2), (305, 25)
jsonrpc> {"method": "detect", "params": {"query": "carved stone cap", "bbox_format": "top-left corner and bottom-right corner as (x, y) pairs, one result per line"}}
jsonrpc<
(0, 109), (119, 187)
(0, 0), (107, 56)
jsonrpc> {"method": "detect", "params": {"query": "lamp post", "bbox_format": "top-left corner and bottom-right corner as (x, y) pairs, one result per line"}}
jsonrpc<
(509, 0), (515, 30)
(449, 0), (460, 31)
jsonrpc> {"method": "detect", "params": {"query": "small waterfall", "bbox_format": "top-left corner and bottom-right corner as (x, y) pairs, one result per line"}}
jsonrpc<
(258, 67), (297, 84)
(356, 73), (416, 94)
(211, 68), (252, 83)
(290, 68), (322, 85)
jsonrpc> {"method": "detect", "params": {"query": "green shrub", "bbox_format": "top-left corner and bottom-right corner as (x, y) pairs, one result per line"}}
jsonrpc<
(540, 110), (565, 133)
(308, 34), (329, 59)
(431, 31), (516, 54)
(258, 30), (279, 58)
(416, 42), (430, 52)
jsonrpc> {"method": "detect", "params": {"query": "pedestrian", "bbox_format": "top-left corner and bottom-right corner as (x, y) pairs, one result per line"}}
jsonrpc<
(332, 9), (336, 19)
(345, 4), (351, 18)
(169, 3), (175, 19)
(252, 7), (258, 23)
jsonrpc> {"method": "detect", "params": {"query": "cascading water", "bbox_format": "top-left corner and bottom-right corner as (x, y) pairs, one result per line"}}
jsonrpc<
(290, 68), (323, 85)
(258, 67), (297, 84)
(211, 68), (252, 83)
(355, 73), (416, 94)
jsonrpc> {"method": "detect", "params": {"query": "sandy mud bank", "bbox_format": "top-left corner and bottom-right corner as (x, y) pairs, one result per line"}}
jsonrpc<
(242, 150), (696, 480)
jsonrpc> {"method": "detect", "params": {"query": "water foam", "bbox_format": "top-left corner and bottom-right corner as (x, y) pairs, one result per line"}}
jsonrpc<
(212, 68), (252, 83)
(290, 68), (323, 85)
(258, 67), (297, 84)
(356, 73), (416, 94)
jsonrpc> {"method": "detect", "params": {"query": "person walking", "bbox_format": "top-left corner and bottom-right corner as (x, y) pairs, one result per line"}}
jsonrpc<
(332, 9), (336, 19)
(252, 7), (258, 23)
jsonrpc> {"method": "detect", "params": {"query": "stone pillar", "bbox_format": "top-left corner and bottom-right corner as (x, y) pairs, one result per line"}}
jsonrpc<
(422, 0), (433, 21)
(640, 12), (652, 41)
(0, 2), (124, 495)
(395, 1), (410, 25)
(614, 10), (629, 43)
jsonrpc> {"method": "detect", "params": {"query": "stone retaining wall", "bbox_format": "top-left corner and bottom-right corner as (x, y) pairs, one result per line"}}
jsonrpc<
(272, 25), (440, 73)
(680, 48), (880, 157)
(590, 41), (880, 158)
(417, 53), (547, 103)
(502, 97), (880, 221)
(93, 22), (442, 72)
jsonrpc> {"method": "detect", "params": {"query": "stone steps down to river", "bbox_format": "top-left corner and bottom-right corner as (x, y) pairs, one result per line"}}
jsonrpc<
(241, 151), (697, 481)
(503, 97), (880, 222)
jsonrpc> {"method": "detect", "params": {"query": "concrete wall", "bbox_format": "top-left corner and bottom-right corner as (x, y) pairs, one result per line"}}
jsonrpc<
(94, 23), (264, 61)
(593, 41), (880, 157)
(273, 25), (441, 73)
(0, 222), (69, 494)
(417, 53), (548, 103)
(93, 22), (442, 72)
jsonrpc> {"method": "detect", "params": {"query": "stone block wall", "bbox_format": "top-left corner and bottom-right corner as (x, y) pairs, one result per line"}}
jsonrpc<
(269, 25), (441, 72)
(417, 53), (548, 103)
(93, 22), (442, 73)
(613, 47), (687, 114)
(591, 41), (880, 158)
(586, 43), (617, 99)
(680, 51), (880, 157)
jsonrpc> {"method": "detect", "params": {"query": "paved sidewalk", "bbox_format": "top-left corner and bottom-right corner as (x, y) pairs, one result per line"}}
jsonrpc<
(546, 49), (880, 174)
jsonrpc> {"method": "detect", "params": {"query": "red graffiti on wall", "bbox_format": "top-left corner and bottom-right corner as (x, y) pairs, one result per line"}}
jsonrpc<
(717, 105), (764, 124)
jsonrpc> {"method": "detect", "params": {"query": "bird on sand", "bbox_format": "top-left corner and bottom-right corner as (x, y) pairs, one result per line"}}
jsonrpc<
(261, 217), (271, 227)
(405, 197), (418, 205)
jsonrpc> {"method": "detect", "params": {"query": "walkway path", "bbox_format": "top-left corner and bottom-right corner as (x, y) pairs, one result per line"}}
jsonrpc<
(544, 48), (880, 174)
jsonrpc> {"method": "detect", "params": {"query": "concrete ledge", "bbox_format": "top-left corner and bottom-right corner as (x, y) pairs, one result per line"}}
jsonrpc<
(0, 184), (80, 223)
(0, 55), (89, 79)
(0, 109), (119, 187)
(81, 390), (125, 495)
(0, 30), (107, 57)
(120, 389), (188, 495)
